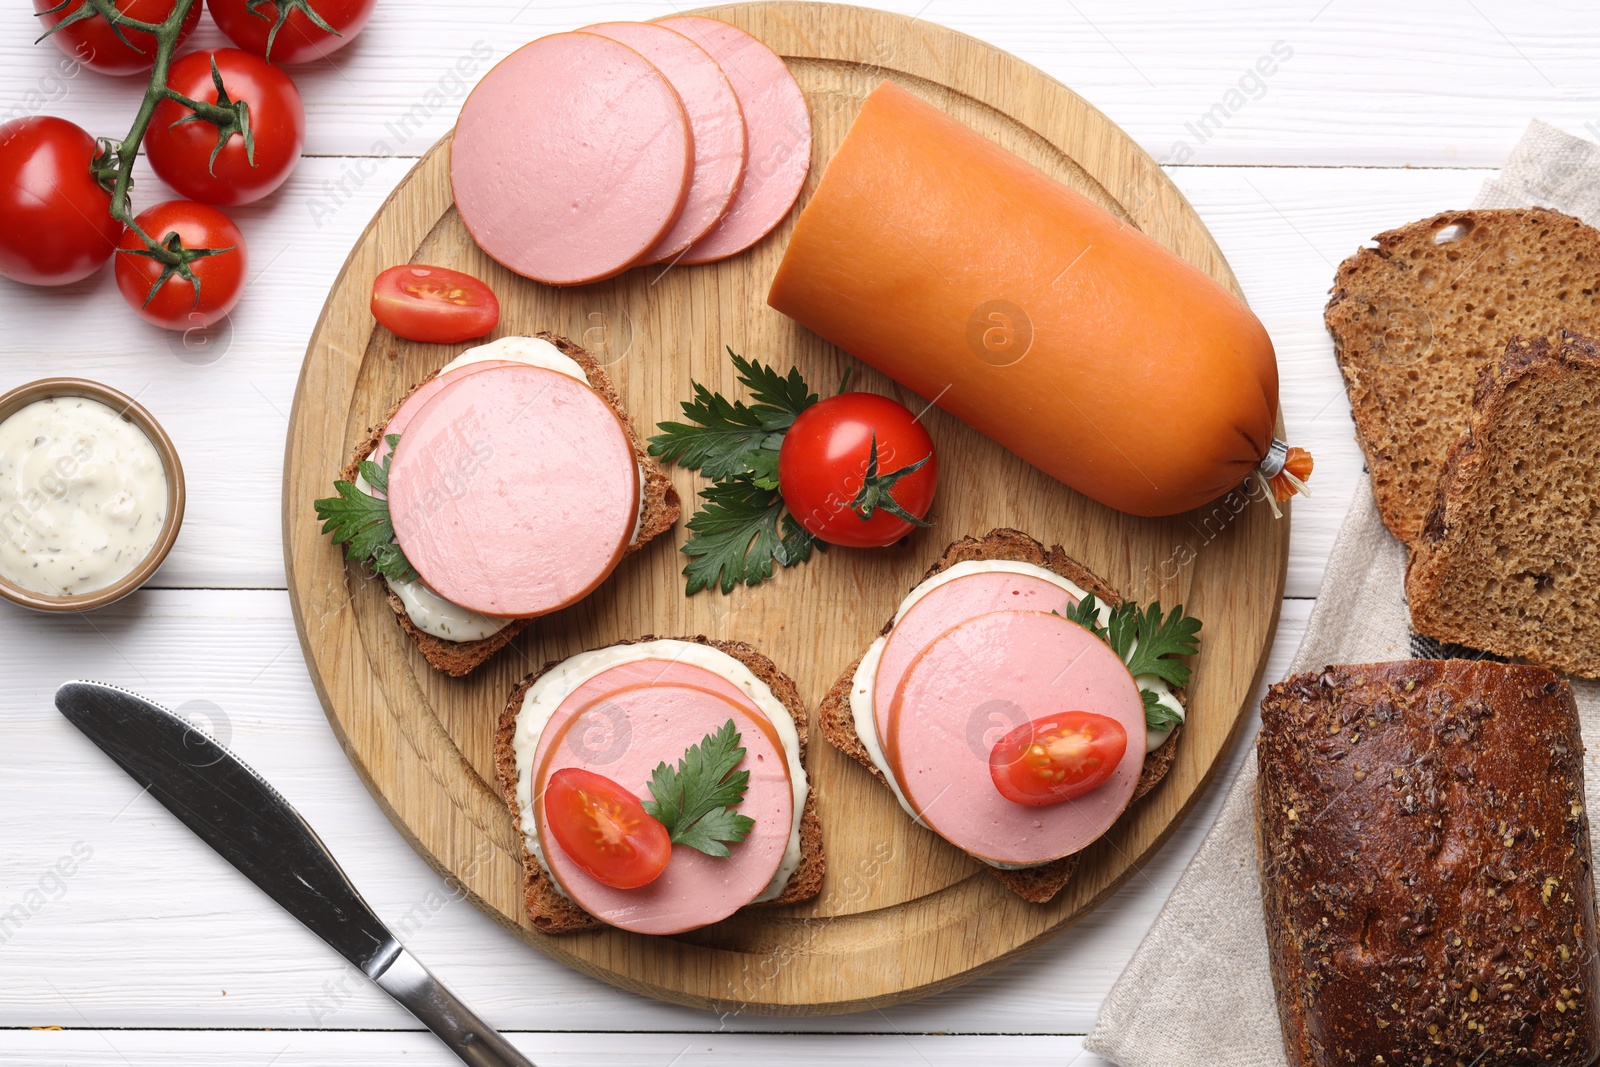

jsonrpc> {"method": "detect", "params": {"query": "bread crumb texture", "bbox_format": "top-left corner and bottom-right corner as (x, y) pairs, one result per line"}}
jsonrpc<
(1406, 333), (1600, 678)
(1257, 660), (1600, 1067)
(1325, 208), (1600, 544)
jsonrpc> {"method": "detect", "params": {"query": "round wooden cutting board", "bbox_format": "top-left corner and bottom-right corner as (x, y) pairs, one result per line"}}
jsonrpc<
(284, 1), (1289, 1014)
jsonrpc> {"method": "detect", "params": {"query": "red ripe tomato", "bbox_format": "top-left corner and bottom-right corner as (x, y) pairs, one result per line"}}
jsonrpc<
(146, 49), (305, 206)
(208, 0), (377, 65)
(371, 265), (500, 344)
(115, 201), (247, 330)
(542, 768), (671, 890)
(989, 711), (1128, 807)
(32, 0), (201, 76)
(0, 117), (123, 286)
(778, 392), (938, 548)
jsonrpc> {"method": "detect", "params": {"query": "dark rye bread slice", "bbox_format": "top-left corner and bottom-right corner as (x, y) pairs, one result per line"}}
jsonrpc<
(1406, 333), (1600, 678)
(816, 528), (1184, 905)
(1325, 208), (1600, 544)
(492, 636), (825, 935)
(1257, 661), (1600, 1067)
(338, 333), (681, 677)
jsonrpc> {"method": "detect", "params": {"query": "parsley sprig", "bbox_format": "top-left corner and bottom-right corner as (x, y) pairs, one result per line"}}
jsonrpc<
(648, 350), (826, 593)
(1062, 594), (1200, 730)
(313, 434), (419, 584)
(642, 719), (756, 857)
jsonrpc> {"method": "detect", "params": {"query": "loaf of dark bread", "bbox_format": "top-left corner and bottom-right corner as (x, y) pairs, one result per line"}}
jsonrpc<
(1257, 660), (1600, 1067)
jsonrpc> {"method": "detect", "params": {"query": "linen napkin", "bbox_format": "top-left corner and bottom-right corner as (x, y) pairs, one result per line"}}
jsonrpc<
(1084, 119), (1600, 1067)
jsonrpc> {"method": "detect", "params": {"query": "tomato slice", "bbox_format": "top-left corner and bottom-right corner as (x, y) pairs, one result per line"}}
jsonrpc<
(371, 264), (500, 344)
(988, 711), (1128, 806)
(542, 768), (671, 889)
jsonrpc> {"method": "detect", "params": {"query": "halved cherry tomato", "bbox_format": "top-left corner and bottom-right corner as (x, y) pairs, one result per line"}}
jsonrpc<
(371, 264), (500, 344)
(542, 768), (670, 890)
(778, 392), (938, 548)
(32, 0), (201, 76)
(114, 200), (247, 330)
(989, 711), (1128, 806)
(208, 0), (377, 65)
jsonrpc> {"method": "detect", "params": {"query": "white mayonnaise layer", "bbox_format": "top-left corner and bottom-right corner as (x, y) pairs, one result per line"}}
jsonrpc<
(513, 640), (809, 907)
(365, 336), (642, 642)
(0, 396), (168, 597)
(848, 559), (1184, 869)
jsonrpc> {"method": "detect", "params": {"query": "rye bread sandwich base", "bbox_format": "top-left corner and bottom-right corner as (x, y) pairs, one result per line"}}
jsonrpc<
(338, 333), (681, 677)
(1325, 207), (1600, 545)
(1407, 333), (1600, 679)
(817, 529), (1184, 905)
(493, 635), (825, 935)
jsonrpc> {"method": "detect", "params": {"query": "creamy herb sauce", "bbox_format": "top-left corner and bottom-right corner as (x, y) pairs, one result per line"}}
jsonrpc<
(0, 396), (167, 596)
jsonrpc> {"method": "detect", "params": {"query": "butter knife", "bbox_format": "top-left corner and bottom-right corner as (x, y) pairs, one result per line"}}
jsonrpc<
(55, 680), (535, 1067)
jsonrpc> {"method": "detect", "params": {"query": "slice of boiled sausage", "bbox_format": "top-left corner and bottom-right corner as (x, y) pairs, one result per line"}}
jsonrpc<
(885, 610), (1147, 866)
(656, 16), (811, 265)
(582, 22), (747, 264)
(365, 359), (525, 483)
(386, 363), (639, 617)
(532, 676), (793, 934)
(450, 32), (692, 286)
(872, 569), (1079, 746)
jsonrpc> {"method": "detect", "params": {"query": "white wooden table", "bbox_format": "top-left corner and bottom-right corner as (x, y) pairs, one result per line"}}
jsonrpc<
(0, 1), (1589, 1062)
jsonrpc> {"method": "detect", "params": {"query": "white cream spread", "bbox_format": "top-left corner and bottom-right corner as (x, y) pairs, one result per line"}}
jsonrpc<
(512, 640), (809, 906)
(848, 559), (1184, 869)
(0, 396), (168, 597)
(360, 336), (644, 642)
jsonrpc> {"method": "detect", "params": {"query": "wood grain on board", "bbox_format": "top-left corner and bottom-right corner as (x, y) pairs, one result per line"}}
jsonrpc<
(282, 1), (1289, 1013)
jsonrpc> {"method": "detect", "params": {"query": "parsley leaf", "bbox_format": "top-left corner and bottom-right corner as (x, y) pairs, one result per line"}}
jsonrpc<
(647, 349), (818, 481)
(1060, 593), (1108, 640)
(313, 435), (419, 584)
(680, 477), (822, 594)
(642, 719), (756, 858)
(1056, 593), (1201, 728)
(1143, 688), (1185, 728)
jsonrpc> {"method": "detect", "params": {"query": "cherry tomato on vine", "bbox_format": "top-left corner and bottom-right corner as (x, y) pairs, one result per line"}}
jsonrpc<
(146, 48), (305, 206)
(371, 265), (500, 344)
(208, 0), (377, 65)
(542, 768), (671, 890)
(115, 200), (247, 331)
(0, 117), (123, 286)
(777, 392), (938, 548)
(989, 711), (1128, 807)
(32, 0), (201, 76)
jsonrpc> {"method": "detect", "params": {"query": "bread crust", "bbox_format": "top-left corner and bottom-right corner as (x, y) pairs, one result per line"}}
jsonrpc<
(336, 333), (681, 677)
(1406, 332), (1600, 678)
(492, 635), (825, 935)
(815, 528), (1185, 904)
(1257, 661), (1600, 1067)
(1324, 207), (1600, 544)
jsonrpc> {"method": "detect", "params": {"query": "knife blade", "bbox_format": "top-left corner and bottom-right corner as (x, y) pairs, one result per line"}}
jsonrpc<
(55, 680), (535, 1067)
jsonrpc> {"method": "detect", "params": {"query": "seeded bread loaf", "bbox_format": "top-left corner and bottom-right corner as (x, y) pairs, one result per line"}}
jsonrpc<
(493, 635), (824, 935)
(1325, 208), (1600, 543)
(1407, 333), (1600, 678)
(817, 528), (1183, 904)
(339, 333), (680, 677)
(1257, 661), (1600, 1067)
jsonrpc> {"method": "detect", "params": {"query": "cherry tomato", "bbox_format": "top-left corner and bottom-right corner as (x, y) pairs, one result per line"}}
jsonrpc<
(146, 49), (305, 206)
(778, 392), (938, 548)
(371, 265), (500, 344)
(542, 768), (670, 890)
(989, 712), (1128, 807)
(0, 118), (122, 287)
(32, 0), (201, 76)
(208, 0), (377, 65)
(115, 201), (247, 331)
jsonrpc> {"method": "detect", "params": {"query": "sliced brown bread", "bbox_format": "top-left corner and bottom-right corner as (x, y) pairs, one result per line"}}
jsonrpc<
(492, 635), (825, 935)
(1325, 208), (1600, 543)
(338, 333), (681, 677)
(1406, 333), (1600, 678)
(816, 528), (1184, 904)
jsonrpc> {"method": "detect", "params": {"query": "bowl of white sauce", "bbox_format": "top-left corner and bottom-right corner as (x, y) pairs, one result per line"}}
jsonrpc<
(0, 378), (185, 611)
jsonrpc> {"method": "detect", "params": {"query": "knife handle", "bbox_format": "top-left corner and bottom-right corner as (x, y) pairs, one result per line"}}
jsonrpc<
(374, 949), (535, 1067)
